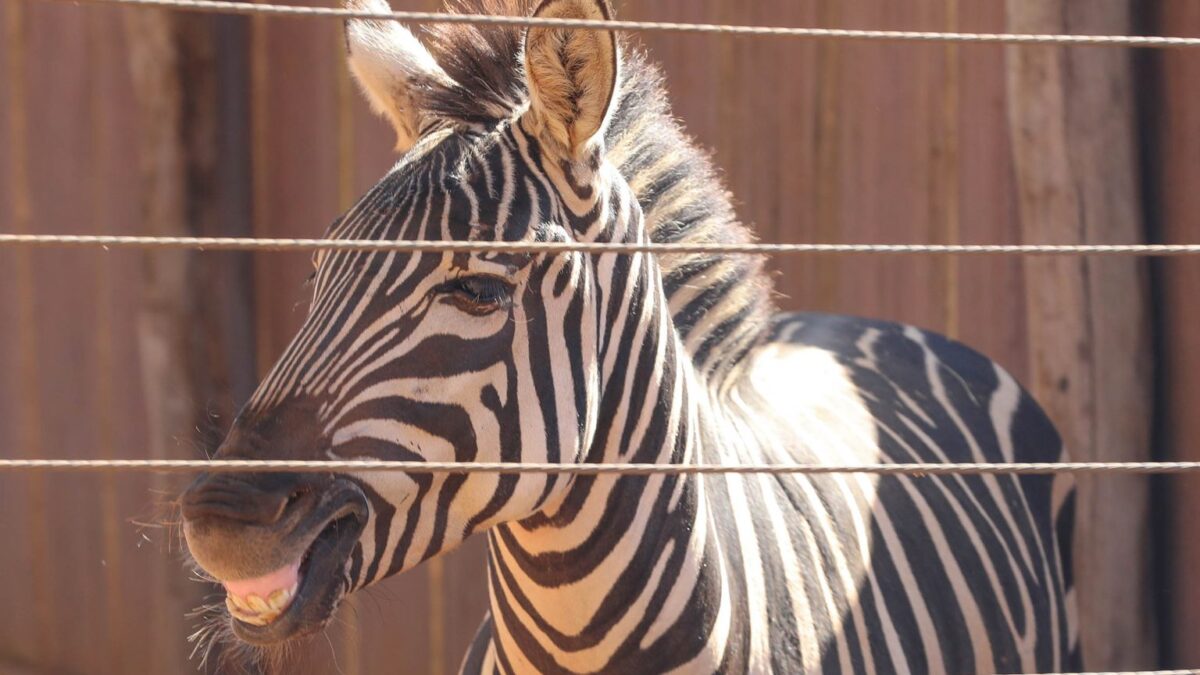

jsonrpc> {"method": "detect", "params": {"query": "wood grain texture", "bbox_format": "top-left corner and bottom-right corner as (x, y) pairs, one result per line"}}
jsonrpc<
(1153, 0), (1200, 668)
(1005, 0), (1155, 668)
(121, 8), (271, 671)
(0, 0), (1175, 672)
(0, 0), (55, 669)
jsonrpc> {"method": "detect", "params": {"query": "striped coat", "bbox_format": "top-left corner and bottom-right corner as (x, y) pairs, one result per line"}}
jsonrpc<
(179, 0), (1079, 672)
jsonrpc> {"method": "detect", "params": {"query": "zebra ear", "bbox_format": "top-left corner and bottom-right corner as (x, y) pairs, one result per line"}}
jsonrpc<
(344, 0), (451, 152)
(522, 0), (619, 160)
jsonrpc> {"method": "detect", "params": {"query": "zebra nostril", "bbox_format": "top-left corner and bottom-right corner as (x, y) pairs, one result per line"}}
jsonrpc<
(181, 473), (317, 527)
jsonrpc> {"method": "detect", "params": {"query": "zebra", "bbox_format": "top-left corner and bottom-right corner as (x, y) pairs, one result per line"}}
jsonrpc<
(180, 0), (1080, 672)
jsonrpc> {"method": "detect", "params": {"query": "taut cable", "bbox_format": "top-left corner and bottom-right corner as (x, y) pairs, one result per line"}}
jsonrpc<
(42, 0), (1200, 48)
(2, 459), (1200, 475)
(1, 234), (1198, 256)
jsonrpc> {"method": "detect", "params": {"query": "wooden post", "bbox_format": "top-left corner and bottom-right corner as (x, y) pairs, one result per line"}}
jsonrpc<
(1150, 1), (1200, 668)
(1005, 0), (1155, 669)
(123, 8), (256, 671)
(2, 0), (57, 667)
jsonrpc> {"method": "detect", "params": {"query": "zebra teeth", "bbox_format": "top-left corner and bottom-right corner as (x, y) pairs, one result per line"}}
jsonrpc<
(224, 585), (297, 626)
(226, 593), (251, 613)
(267, 587), (294, 611)
(225, 596), (269, 625)
(247, 594), (272, 613)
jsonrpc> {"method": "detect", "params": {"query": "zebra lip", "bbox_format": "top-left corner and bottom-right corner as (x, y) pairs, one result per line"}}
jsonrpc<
(229, 483), (367, 645)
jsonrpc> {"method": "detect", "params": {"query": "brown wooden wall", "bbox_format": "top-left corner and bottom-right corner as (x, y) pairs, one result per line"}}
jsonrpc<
(0, 0), (1194, 672)
(1152, 2), (1200, 669)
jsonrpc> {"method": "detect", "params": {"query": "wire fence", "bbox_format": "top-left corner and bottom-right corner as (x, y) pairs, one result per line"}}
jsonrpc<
(2, 234), (1199, 256)
(4, 0), (1190, 479)
(42, 0), (1200, 48)
(2, 236), (1195, 478)
(3, 0), (1195, 483)
(1041, 671), (1200, 675)
(4, 1), (1197, 673)
(2, 459), (1200, 475)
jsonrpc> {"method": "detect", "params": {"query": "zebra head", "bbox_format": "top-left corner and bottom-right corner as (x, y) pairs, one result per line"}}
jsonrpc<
(181, 0), (646, 647)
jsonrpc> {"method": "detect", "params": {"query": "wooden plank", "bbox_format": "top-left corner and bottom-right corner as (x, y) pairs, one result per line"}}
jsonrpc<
(1062, 3), (1157, 665)
(122, 10), (217, 671)
(0, 1), (53, 668)
(86, 11), (131, 673)
(92, 7), (182, 670)
(1154, 1), (1200, 668)
(955, 1), (1029, 381)
(0, 2), (199, 672)
(0, 660), (43, 675)
(1005, 0), (1155, 669)
(28, 0), (111, 659)
(122, 7), (257, 672)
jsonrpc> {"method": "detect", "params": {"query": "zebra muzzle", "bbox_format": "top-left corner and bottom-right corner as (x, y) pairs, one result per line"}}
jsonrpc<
(182, 471), (369, 643)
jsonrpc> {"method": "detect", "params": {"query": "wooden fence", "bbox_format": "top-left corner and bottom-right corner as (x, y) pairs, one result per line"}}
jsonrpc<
(0, 0), (1196, 672)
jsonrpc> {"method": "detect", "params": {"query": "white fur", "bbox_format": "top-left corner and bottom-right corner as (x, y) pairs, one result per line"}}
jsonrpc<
(345, 0), (451, 151)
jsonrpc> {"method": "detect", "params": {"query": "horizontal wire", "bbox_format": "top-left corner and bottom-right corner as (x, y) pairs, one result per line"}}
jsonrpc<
(43, 0), (1200, 48)
(2, 234), (1198, 256)
(17, 4), (1193, 665)
(2, 459), (1200, 475)
(1033, 671), (1200, 675)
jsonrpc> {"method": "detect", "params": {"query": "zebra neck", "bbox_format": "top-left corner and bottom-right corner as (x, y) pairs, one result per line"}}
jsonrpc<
(483, 308), (740, 670)
(607, 55), (775, 388)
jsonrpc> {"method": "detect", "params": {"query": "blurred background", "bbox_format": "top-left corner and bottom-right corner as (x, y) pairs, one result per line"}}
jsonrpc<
(1, 0), (1197, 672)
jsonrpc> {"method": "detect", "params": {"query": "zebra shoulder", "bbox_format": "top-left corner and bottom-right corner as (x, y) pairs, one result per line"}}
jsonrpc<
(765, 311), (1064, 465)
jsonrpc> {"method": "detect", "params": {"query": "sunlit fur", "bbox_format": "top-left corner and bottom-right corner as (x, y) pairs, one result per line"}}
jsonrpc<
(185, 1), (1080, 672)
(416, 0), (776, 385)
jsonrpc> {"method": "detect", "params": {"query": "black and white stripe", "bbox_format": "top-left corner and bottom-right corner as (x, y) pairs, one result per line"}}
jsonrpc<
(219, 1), (1079, 671)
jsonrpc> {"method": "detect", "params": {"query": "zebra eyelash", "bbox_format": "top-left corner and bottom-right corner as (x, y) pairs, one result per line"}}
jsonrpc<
(437, 274), (515, 315)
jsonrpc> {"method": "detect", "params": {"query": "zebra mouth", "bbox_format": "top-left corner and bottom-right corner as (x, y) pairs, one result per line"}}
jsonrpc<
(227, 486), (367, 645)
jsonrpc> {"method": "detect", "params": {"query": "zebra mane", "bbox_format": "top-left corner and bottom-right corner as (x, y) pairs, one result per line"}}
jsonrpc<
(421, 0), (775, 380)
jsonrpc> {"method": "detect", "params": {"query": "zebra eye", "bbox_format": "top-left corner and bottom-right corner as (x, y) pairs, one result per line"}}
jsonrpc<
(439, 275), (514, 314)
